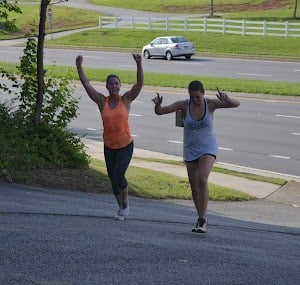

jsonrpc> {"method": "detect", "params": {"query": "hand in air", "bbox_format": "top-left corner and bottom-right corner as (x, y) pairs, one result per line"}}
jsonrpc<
(76, 55), (83, 66)
(152, 93), (163, 106)
(132, 53), (142, 64)
(216, 89), (229, 102)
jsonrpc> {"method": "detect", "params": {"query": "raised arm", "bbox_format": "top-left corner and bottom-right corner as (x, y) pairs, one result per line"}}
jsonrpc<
(123, 53), (144, 102)
(152, 93), (185, 115)
(75, 55), (104, 106)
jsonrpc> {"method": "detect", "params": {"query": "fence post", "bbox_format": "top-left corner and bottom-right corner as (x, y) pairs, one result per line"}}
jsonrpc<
(242, 20), (245, 36)
(184, 17), (187, 32)
(204, 17), (207, 33)
(223, 18), (226, 35)
(99, 17), (102, 29)
(166, 18), (169, 31)
(148, 17), (150, 31)
(263, 20), (266, 36)
(285, 21), (289, 37)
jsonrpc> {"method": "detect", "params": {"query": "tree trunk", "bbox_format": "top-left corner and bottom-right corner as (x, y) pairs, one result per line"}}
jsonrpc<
(34, 0), (49, 126)
(293, 0), (298, 18)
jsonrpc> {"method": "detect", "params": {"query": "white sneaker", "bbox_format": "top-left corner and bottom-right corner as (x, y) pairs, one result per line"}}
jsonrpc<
(114, 214), (125, 221)
(192, 218), (207, 233)
(114, 208), (125, 220)
(119, 201), (129, 217)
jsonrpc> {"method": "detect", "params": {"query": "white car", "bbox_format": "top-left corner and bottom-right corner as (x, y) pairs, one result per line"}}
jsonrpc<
(142, 36), (195, 60)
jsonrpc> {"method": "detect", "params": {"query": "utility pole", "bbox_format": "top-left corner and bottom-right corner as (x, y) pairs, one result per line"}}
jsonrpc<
(293, 0), (298, 18)
(210, 0), (214, 17)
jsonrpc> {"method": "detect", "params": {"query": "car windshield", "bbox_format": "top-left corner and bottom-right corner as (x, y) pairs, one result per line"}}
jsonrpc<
(170, 37), (188, 43)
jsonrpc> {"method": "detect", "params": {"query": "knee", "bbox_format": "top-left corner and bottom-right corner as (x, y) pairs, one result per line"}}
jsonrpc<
(117, 177), (127, 190)
(199, 176), (208, 186)
(192, 176), (208, 191)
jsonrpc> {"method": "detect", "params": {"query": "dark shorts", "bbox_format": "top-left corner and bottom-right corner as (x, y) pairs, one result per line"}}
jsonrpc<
(184, 153), (216, 163)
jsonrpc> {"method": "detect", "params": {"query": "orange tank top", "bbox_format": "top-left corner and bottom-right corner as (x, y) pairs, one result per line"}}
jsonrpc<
(101, 96), (132, 149)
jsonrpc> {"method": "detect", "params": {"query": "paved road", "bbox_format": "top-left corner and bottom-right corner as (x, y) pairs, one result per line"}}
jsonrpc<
(69, 84), (300, 178)
(1, 183), (299, 284)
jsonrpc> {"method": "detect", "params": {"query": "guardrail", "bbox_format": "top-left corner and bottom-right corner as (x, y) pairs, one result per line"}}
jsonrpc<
(99, 16), (300, 37)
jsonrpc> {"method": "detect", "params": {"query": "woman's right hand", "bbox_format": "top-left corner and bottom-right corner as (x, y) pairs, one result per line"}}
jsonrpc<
(76, 55), (83, 67)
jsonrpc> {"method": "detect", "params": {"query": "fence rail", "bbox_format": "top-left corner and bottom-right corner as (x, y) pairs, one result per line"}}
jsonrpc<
(99, 16), (300, 37)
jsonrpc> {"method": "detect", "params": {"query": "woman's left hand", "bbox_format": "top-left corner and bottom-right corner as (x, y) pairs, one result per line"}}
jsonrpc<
(216, 90), (229, 102)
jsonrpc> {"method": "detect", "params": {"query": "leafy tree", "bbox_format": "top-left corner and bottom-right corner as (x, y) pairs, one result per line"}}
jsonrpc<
(0, 0), (22, 32)
(0, 36), (78, 128)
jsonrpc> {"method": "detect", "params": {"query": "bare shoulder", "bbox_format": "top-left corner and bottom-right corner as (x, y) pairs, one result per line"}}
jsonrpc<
(176, 99), (188, 112)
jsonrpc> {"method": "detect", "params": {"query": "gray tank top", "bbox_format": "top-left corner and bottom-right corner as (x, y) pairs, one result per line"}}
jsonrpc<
(183, 98), (218, 161)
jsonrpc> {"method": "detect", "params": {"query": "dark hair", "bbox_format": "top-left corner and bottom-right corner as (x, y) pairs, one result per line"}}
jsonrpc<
(106, 74), (121, 84)
(188, 80), (204, 93)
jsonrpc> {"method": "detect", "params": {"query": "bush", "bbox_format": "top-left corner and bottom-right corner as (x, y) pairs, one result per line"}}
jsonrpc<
(0, 37), (90, 179)
(0, 102), (89, 172)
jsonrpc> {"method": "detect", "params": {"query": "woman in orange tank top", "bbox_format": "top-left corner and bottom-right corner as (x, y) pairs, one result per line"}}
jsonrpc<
(76, 53), (144, 220)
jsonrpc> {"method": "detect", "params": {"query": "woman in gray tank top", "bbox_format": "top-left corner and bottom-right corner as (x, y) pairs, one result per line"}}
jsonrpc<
(152, 80), (240, 233)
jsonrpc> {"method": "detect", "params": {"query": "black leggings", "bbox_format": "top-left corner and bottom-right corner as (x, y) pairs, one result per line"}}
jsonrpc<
(104, 141), (133, 195)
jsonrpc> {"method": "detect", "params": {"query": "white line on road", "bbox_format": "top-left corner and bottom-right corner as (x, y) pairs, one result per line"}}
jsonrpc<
(264, 100), (277, 103)
(270, 155), (290, 159)
(172, 61), (201, 65)
(131, 134), (138, 137)
(168, 140), (183, 144)
(86, 128), (97, 131)
(292, 133), (300, 136)
(219, 147), (233, 151)
(275, 114), (300, 119)
(236, 72), (272, 77)
(130, 114), (142, 117)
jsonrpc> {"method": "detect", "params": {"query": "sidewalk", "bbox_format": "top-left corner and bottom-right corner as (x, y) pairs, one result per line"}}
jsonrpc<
(82, 138), (300, 206)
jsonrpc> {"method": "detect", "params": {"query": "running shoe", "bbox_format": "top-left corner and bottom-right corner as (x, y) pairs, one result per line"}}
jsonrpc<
(119, 201), (129, 217)
(192, 218), (207, 233)
(114, 208), (124, 220)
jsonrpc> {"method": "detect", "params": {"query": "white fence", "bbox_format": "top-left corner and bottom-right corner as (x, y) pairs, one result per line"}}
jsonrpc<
(99, 16), (300, 37)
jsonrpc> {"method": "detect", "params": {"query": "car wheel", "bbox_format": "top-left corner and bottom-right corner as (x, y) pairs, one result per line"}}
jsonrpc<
(185, 55), (192, 59)
(143, 50), (151, 59)
(166, 51), (173, 60)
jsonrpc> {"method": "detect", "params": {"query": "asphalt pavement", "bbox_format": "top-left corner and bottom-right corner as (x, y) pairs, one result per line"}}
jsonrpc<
(0, 181), (299, 284)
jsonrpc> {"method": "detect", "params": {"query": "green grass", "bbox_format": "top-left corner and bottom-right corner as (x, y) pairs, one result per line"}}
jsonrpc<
(89, 0), (299, 21)
(1, 62), (299, 96)
(4, 157), (254, 202)
(90, 159), (254, 201)
(0, 4), (102, 40)
(133, 157), (287, 186)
